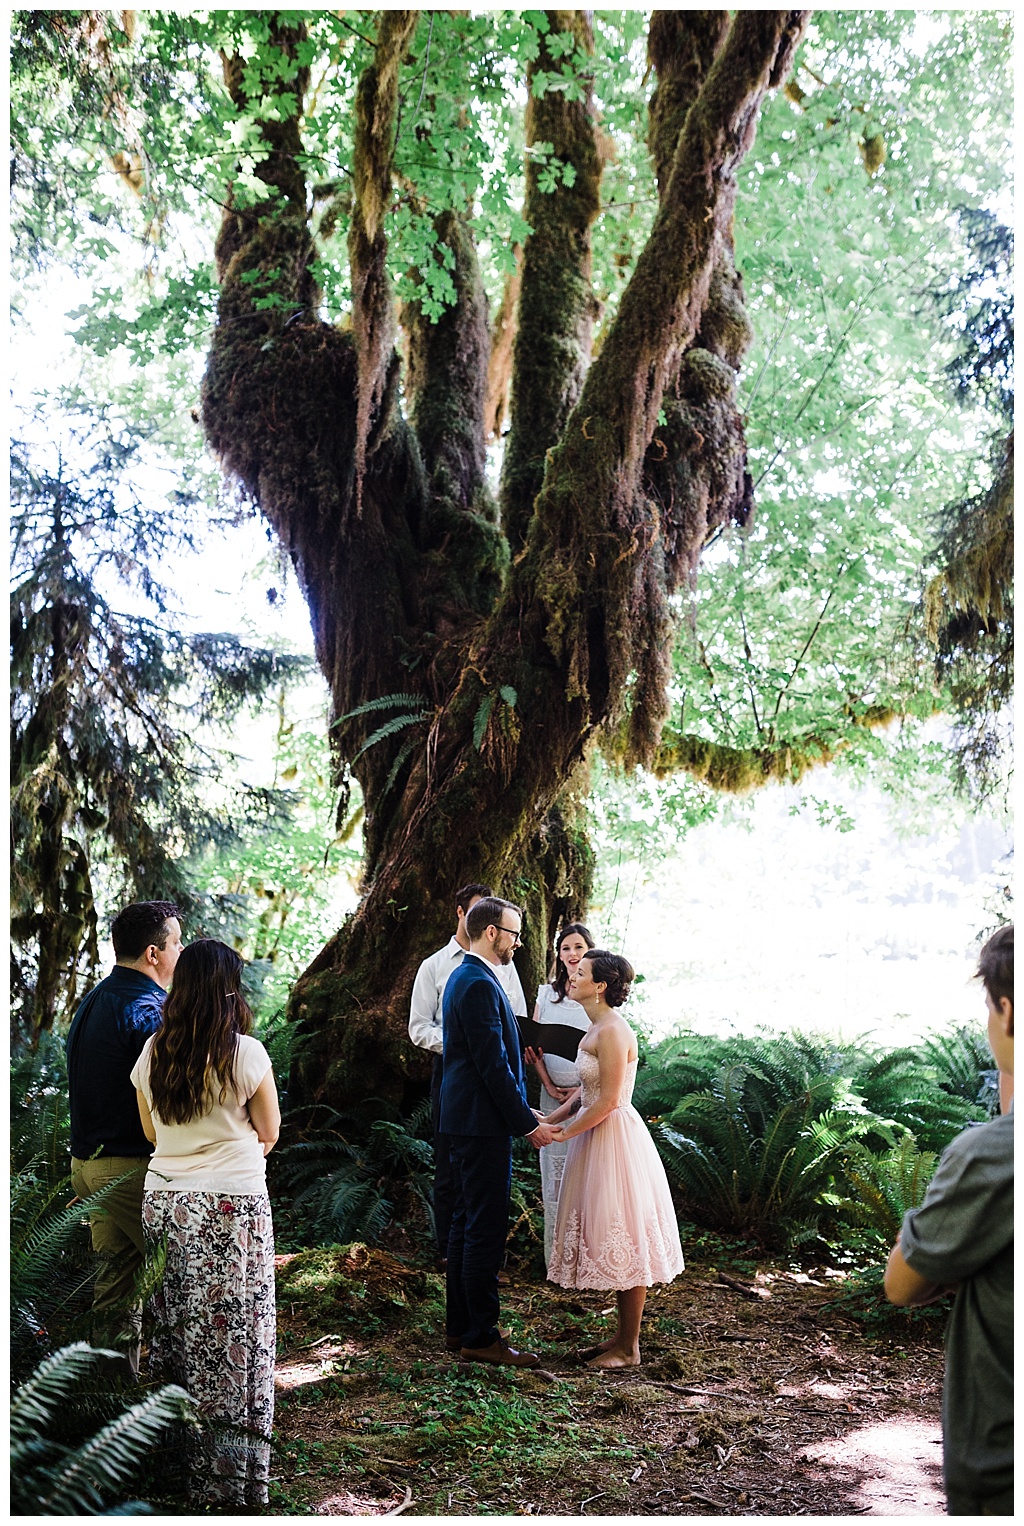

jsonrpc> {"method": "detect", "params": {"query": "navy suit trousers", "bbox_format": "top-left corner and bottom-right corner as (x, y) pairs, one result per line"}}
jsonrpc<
(443, 1133), (512, 1350)
(430, 1056), (456, 1259)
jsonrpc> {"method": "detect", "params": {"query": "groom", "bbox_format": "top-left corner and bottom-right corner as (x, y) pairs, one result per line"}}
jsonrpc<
(440, 896), (556, 1366)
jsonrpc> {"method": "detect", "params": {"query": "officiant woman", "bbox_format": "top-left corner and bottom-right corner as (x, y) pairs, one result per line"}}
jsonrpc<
(525, 923), (594, 1268)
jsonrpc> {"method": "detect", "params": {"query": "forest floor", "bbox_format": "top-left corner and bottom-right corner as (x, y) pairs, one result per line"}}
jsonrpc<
(267, 1230), (947, 1518)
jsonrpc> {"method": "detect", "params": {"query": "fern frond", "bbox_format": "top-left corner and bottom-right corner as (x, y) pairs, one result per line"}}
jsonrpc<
(333, 693), (424, 723)
(353, 710), (430, 760)
(10, 1342), (107, 1440)
(380, 736), (417, 800)
(36, 1381), (194, 1514)
(472, 694), (494, 749)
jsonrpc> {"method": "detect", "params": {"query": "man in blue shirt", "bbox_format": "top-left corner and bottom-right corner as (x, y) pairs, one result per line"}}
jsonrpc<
(67, 901), (183, 1375)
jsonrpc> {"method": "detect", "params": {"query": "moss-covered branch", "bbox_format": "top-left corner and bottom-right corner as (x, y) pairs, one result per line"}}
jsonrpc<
(203, 20), (434, 867)
(504, 10), (809, 751)
(500, 10), (604, 553)
(649, 706), (899, 791)
(349, 12), (418, 503)
(403, 211), (491, 515)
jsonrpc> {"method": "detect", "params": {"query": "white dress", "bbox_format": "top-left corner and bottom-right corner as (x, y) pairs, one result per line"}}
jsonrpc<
(535, 984), (590, 1269)
(549, 1050), (685, 1290)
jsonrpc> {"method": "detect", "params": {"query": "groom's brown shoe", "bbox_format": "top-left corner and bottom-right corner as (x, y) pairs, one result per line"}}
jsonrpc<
(459, 1337), (540, 1368)
(444, 1334), (463, 1352)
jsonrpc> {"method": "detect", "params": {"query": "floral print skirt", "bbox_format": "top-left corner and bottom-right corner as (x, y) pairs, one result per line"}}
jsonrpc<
(143, 1189), (276, 1506)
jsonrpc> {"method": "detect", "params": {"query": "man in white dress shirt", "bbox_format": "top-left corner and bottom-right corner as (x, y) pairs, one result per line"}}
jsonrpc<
(409, 883), (529, 1266)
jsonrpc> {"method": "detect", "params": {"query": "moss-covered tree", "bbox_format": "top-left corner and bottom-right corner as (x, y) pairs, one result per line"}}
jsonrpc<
(199, 10), (809, 1111)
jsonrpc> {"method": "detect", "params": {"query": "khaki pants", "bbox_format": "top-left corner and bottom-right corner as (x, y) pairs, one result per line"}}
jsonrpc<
(70, 1155), (148, 1379)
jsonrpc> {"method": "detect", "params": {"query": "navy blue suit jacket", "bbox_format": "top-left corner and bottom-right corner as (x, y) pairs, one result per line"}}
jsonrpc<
(439, 953), (538, 1138)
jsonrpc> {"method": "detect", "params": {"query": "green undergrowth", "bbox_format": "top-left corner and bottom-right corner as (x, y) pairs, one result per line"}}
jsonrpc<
(270, 1359), (655, 1516)
(276, 1243), (441, 1338)
(266, 1235), (945, 1517)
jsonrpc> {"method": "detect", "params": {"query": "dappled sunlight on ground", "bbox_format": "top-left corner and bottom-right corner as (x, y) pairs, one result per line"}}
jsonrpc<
(314, 1485), (409, 1515)
(800, 1416), (945, 1515)
(270, 1246), (949, 1515)
(275, 1337), (369, 1393)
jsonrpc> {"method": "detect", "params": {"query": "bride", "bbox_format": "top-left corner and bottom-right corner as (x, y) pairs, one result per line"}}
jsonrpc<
(545, 950), (684, 1368)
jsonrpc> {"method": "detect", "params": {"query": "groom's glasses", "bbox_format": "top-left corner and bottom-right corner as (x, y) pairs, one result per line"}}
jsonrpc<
(493, 924), (523, 947)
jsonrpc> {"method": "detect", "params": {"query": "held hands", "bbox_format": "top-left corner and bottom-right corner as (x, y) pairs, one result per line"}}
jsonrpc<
(540, 1086), (582, 1129)
(527, 1117), (558, 1149)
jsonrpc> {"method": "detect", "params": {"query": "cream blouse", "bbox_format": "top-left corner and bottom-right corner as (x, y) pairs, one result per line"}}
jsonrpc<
(131, 1033), (272, 1193)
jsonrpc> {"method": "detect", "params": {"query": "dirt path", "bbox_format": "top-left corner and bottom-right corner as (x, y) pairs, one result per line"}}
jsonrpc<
(269, 1245), (947, 1516)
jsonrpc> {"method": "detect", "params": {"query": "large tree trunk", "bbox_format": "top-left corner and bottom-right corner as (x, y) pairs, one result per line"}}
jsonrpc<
(201, 10), (808, 1117)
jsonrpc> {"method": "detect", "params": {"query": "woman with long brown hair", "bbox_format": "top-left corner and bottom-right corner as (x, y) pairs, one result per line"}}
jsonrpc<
(524, 923), (595, 1268)
(131, 939), (280, 1506)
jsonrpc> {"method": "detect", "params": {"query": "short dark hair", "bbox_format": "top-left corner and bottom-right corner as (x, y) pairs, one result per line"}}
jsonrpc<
(456, 883), (492, 915)
(977, 924), (1013, 1009)
(584, 950), (634, 1008)
(465, 896), (520, 942)
(111, 901), (180, 961)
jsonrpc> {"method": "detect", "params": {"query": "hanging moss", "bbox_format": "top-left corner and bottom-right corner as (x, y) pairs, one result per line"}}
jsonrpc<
(924, 433), (1013, 648)
(648, 706), (900, 792)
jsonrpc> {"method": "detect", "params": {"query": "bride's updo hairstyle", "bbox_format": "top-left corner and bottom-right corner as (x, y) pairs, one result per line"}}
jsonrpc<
(583, 951), (634, 1007)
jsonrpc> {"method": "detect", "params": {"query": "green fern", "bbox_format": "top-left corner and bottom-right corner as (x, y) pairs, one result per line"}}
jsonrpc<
(11, 1164), (157, 1372)
(851, 1046), (985, 1151)
(828, 1136), (939, 1244)
(11, 1343), (195, 1515)
(333, 693), (425, 723)
(11, 1030), (72, 1179)
(654, 1048), (879, 1247)
(380, 736), (418, 800)
(272, 1106), (435, 1247)
(472, 694), (494, 749)
(352, 709), (430, 761)
(11, 1168), (100, 1367)
(920, 1022), (999, 1111)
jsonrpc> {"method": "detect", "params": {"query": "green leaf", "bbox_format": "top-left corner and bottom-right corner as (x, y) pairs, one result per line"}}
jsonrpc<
(472, 695), (495, 750)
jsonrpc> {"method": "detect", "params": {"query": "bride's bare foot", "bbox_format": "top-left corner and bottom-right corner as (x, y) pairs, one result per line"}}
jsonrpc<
(587, 1347), (641, 1369)
(576, 1336), (617, 1362)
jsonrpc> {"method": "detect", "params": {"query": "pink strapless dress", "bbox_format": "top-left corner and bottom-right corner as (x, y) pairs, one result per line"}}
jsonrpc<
(548, 1050), (685, 1290)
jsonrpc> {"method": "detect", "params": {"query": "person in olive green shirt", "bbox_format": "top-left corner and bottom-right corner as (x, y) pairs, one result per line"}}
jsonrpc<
(884, 924), (1013, 1516)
